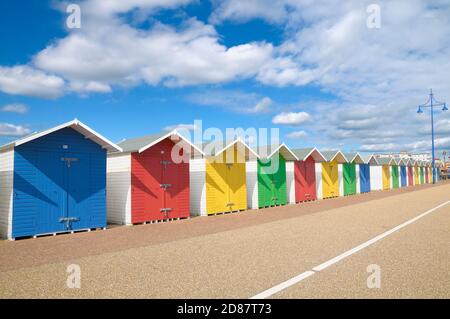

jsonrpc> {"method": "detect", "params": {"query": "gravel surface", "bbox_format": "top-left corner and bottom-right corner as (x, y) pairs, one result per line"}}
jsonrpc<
(0, 181), (448, 298)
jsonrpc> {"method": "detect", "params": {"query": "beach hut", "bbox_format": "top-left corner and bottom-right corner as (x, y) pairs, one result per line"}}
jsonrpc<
(291, 148), (326, 202)
(107, 130), (202, 225)
(369, 156), (383, 191)
(406, 159), (414, 186)
(361, 155), (377, 193)
(419, 161), (425, 184)
(255, 144), (297, 208)
(0, 119), (121, 240)
(191, 139), (258, 216)
(318, 151), (348, 199)
(342, 153), (365, 196)
(413, 161), (420, 185)
(377, 157), (394, 190)
(399, 159), (407, 187)
(391, 159), (400, 189)
(424, 161), (430, 183)
(428, 162), (433, 183)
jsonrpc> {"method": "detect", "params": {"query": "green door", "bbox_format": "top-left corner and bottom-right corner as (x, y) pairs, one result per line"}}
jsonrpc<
(420, 167), (424, 184)
(257, 153), (287, 208)
(392, 165), (399, 189)
(343, 163), (356, 195)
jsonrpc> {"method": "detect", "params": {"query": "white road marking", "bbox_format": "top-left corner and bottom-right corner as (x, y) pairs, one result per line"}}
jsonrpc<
(250, 200), (450, 299)
(250, 271), (315, 299)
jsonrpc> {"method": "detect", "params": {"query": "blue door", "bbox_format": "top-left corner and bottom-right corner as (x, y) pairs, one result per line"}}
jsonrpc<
(35, 151), (68, 234)
(36, 151), (93, 233)
(65, 152), (93, 230)
(359, 164), (371, 193)
(400, 166), (407, 187)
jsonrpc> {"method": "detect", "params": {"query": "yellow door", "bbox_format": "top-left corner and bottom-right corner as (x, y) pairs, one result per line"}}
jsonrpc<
(382, 165), (390, 190)
(229, 161), (247, 211)
(205, 146), (247, 215)
(322, 161), (339, 198)
(414, 167), (419, 185)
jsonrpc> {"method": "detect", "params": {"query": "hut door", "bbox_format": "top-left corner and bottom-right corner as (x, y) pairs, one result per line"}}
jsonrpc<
(36, 151), (67, 234)
(295, 161), (307, 202)
(382, 166), (390, 190)
(305, 158), (316, 200)
(160, 151), (174, 219)
(62, 152), (90, 230)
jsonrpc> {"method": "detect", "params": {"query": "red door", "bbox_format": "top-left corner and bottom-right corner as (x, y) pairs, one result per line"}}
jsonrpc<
(131, 138), (190, 223)
(162, 148), (190, 219)
(407, 166), (413, 186)
(425, 167), (429, 183)
(294, 157), (317, 202)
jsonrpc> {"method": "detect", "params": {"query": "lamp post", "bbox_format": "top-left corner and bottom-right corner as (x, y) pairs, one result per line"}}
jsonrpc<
(417, 89), (448, 184)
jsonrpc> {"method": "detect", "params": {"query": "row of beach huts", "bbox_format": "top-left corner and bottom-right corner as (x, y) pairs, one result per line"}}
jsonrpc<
(0, 119), (444, 240)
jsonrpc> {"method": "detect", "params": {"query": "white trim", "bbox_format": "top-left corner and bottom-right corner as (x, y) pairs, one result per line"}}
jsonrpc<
(365, 154), (379, 165)
(267, 143), (298, 161)
(301, 147), (326, 162)
(138, 130), (204, 156)
(214, 138), (259, 159)
(347, 152), (365, 164)
(3, 119), (122, 152)
(315, 163), (323, 199)
(330, 151), (348, 163)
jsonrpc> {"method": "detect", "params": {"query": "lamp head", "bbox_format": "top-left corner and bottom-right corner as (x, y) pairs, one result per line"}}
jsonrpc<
(417, 106), (423, 114)
(443, 103), (448, 111)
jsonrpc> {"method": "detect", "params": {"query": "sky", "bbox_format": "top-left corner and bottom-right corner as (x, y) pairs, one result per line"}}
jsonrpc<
(0, 0), (449, 157)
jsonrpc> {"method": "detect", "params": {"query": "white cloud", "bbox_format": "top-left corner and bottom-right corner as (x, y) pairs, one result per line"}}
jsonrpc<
(187, 90), (273, 114)
(286, 130), (308, 139)
(272, 111), (310, 126)
(33, 17), (273, 90)
(209, 0), (292, 24)
(0, 65), (64, 99)
(1, 103), (28, 114)
(164, 123), (197, 131)
(0, 123), (31, 137)
(82, 0), (194, 18)
(69, 81), (112, 93)
(247, 97), (272, 113)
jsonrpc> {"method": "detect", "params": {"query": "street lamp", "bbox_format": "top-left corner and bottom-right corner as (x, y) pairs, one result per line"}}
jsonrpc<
(416, 89), (447, 184)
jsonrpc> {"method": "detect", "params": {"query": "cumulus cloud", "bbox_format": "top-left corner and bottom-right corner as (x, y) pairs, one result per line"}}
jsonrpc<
(187, 90), (273, 114)
(0, 65), (64, 99)
(33, 16), (273, 90)
(0, 123), (31, 137)
(272, 111), (310, 126)
(286, 130), (308, 139)
(164, 123), (198, 131)
(1, 103), (28, 114)
(247, 97), (272, 113)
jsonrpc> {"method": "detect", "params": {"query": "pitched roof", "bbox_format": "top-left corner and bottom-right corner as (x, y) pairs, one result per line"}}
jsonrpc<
(291, 147), (326, 162)
(116, 130), (204, 156)
(364, 154), (379, 165)
(0, 119), (121, 152)
(343, 152), (365, 164)
(257, 143), (297, 161)
(320, 150), (348, 163)
(199, 139), (259, 159)
(377, 157), (395, 165)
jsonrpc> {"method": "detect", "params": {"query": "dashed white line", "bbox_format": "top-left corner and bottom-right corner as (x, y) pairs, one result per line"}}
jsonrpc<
(250, 200), (450, 299)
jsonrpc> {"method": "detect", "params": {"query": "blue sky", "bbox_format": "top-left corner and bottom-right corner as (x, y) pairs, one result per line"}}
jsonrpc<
(1, 0), (449, 156)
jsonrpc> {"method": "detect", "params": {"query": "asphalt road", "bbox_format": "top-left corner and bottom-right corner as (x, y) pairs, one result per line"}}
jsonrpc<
(0, 182), (449, 298)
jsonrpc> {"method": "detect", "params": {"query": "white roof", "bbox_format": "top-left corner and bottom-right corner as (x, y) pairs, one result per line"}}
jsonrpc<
(0, 119), (122, 152)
